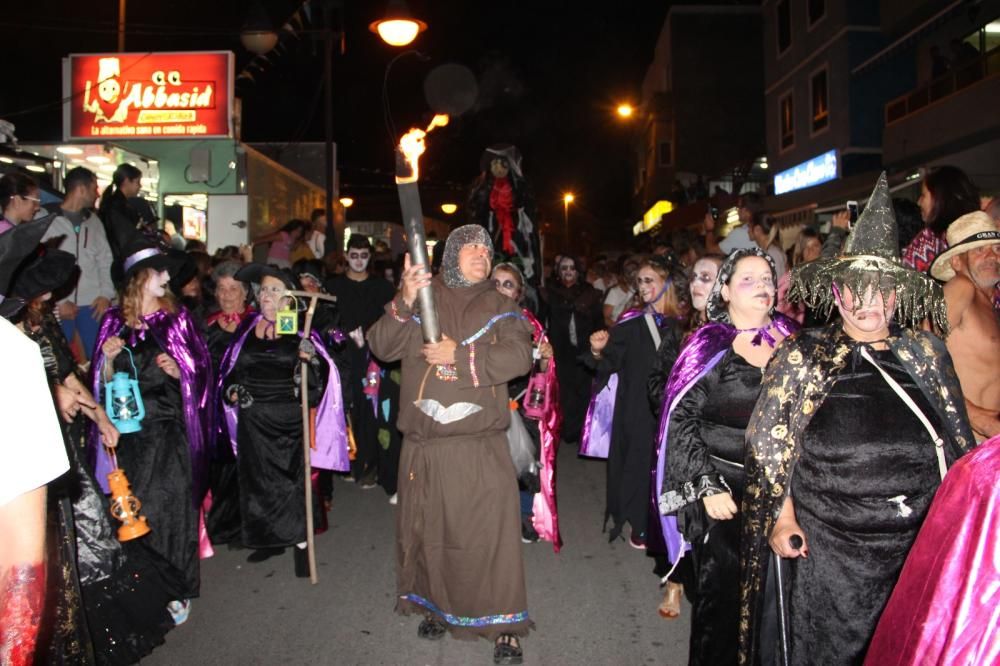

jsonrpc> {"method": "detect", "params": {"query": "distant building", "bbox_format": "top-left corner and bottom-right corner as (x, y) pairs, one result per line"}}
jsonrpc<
(633, 3), (765, 234)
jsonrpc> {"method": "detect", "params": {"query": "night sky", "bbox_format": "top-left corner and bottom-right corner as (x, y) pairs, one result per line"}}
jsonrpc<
(3, 1), (669, 245)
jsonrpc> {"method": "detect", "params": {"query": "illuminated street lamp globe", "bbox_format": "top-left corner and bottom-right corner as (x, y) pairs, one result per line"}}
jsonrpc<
(339, 197), (354, 208)
(369, 1), (427, 47)
(616, 103), (634, 118)
(440, 203), (457, 215)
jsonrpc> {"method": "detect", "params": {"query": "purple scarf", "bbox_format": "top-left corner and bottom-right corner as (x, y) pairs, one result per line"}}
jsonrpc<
(216, 314), (349, 472)
(90, 306), (214, 506)
(653, 314), (798, 564)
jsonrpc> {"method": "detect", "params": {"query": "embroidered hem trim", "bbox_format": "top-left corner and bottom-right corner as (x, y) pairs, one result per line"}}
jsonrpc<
(401, 594), (529, 627)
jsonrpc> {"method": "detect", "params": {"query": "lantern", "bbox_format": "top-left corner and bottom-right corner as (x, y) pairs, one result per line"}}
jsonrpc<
(104, 348), (145, 434)
(106, 465), (151, 541)
(522, 367), (549, 421)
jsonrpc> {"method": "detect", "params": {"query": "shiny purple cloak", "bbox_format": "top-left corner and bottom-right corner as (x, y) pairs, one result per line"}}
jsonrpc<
(578, 308), (652, 459)
(864, 434), (1000, 666)
(89, 306), (214, 506)
(216, 313), (349, 472)
(653, 315), (798, 564)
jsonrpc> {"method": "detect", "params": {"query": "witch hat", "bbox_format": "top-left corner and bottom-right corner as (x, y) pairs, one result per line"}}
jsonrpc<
(117, 228), (183, 282)
(788, 172), (947, 332)
(0, 215), (55, 319)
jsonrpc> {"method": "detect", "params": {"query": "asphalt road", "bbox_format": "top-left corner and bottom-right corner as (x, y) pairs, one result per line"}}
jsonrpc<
(145, 444), (691, 665)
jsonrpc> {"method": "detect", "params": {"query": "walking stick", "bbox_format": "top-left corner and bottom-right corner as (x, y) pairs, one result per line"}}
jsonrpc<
(287, 288), (339, 585)
(774, 534), (802, 666)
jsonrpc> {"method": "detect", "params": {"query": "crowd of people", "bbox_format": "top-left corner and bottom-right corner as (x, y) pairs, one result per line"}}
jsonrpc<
(1, 160), (998, 666)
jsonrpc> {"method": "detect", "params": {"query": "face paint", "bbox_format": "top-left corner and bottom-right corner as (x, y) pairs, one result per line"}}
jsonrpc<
(690, 258), (720, 312)
(347, 250), (371, 274)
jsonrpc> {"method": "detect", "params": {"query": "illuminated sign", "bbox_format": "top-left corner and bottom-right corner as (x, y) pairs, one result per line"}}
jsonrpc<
(642, 200), (674, 231)
(64, 52), (234, 140)
(774, 149), (838, 195)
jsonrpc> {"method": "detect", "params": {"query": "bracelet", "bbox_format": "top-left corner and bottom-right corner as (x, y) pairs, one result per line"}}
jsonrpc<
(390, 299), (411, 323)
(590, 349), (601, 358)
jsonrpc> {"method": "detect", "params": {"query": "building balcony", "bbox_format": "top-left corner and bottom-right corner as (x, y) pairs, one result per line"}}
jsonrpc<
(883, 46), (1000, 167)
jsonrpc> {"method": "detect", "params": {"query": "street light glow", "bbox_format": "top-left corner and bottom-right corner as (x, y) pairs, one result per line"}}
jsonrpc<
(616, 103), (634, 118)
(339, 197), (354, 208)
(370, 18), (427, 46)
(440, 203), (457, 215)
(563, 193), (575, 204)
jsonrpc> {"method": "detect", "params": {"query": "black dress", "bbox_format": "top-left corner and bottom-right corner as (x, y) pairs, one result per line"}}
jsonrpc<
(542, 282), (604, 443)
(587, 314), (682, 542)
(112, 328), (199, 601)
(204, 318), (242, 545)
(786, 349), (941, 665)
(226, 333), (324, 548)
(667, 349), (762, 666)
(26, 314), (174, 665)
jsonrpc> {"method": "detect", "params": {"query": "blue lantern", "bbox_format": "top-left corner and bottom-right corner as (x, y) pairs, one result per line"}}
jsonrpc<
(104, 347), (145, 434)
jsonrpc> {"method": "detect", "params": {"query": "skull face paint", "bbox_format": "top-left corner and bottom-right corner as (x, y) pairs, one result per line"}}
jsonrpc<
(347, 249), (371, 274)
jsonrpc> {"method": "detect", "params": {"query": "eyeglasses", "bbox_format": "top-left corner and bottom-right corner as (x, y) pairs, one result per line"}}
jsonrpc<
(18, 194), (41, 203)
(494, 279), (518, 290)
(259, 285), (286, 296)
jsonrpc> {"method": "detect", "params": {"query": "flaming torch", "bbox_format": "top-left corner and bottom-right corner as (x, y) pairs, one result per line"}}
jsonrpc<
(395, 114), (449, 343)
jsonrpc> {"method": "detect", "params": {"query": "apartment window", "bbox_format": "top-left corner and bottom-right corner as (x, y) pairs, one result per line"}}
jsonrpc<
(811, 68), (829, 133)
(777, 0), (792, 54)
(779, 93), (794, 150)
(658, 141), (673, 167)
(808, 0), (825, 27)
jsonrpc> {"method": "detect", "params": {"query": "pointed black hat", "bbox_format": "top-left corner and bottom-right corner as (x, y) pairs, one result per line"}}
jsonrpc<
(0, 215), (55, 319)
(788, 172), (947, 333)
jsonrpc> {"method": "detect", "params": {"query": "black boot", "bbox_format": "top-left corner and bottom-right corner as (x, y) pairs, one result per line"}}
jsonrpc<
(293, 546), (310, 578)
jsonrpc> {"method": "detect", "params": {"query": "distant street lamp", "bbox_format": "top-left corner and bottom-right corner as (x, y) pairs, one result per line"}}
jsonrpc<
(616, 103), (634, 119)
(370, 0), (427, 47)
(440, 203), (457, 215)
(339, 197), (354, 208)
(563, 192), (575, 243)
(240, 2), (279, 54)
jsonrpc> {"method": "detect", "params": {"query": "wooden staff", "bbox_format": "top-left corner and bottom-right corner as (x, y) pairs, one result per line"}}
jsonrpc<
(287, 288), (338, 585)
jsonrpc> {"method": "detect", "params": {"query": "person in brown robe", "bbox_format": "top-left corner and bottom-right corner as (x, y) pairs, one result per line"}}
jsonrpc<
(367, 224), (534, 665)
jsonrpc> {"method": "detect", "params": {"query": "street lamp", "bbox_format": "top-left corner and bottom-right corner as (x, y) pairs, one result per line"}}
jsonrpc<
(440, 203), (457, 215)
(339, 197), (354, 208)
(370, 0), (427, 47)
(563, 192), (575, 243)
(616, 103), (634, 119)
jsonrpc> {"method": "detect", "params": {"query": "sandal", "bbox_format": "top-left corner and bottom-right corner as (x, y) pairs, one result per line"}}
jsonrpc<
(493, 634), (523, 665)
(657, 581), (683, 619)
(417, 618), (446, 641)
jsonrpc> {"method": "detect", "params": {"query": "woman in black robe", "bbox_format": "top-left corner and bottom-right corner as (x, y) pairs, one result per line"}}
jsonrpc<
(541, 255), (603, 443)
(664, 248), (793, 666)
(203, 260), (253, 546)
(92, 238), (212, 625)
(587, 256), (686, 547)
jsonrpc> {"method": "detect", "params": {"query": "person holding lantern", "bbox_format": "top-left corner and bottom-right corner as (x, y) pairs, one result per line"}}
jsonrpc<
(90, 232), (213, 625)
(216, 263), (349, 577)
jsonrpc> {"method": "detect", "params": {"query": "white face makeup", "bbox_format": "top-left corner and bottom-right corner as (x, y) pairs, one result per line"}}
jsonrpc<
(493, 268), (521, 302)
(144, 269), (171, 299)
(690, 258), (721, 313)
(636, 266), (666, 305)
(258, 275), (288, 315)
(347, 248), (371, 274)
(558, 260), (578, 286)
(721, 256), (775, 319)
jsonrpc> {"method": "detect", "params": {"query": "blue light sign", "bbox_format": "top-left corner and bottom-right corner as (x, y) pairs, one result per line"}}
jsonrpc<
(774, 149), (838, 195)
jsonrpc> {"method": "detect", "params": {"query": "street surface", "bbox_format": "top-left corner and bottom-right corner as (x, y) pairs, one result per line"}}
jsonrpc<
(146, 444), (691, 665)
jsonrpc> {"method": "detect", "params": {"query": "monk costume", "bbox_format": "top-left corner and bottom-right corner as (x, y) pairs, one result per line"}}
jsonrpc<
(367, 225), (534, 651)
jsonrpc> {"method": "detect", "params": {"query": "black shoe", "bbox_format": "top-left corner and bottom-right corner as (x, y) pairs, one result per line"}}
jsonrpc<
(417, 618), (447, 641)
(293, 546), (309, 578)
(246, 547), (285, 563)
(493, 634), (523, 665)
(520, 515), (539, 544)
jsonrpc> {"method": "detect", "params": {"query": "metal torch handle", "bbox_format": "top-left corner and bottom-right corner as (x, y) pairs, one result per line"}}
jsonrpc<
(397, 180), (440, 343)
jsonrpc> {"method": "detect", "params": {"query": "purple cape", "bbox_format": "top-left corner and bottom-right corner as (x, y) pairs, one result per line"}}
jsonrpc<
(653, 315), (798, 564)
(90, 306), (214, 506)
(578, 307), (660, 458)
(216, 314), (349, 472)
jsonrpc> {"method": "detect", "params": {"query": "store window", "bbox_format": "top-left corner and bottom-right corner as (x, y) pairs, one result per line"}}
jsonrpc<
(658, 141), (673, 167)
(777, 0), (792, 55)
(779, 92), (795, 151)
(811, 68), (829, 133)
(808, 0), (825, 27)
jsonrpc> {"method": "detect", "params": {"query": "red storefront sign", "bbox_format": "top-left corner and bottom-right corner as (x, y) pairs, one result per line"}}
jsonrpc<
(63, 51), (234, 140)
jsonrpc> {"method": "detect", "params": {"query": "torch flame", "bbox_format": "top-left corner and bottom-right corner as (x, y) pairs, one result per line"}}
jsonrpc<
(396, 114), (450, 184)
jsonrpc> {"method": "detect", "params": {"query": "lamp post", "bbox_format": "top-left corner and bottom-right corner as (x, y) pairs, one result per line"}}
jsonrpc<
(563, 192), (574, 247)
(370, 0), (427, 46)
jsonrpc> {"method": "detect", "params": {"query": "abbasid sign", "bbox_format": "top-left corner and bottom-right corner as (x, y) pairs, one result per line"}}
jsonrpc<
(63, 51), (234, 140)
